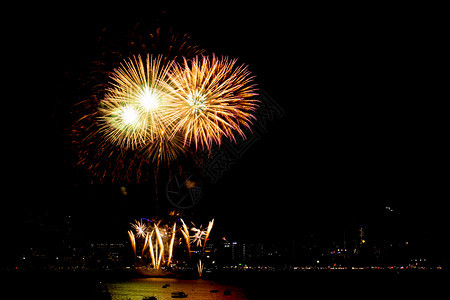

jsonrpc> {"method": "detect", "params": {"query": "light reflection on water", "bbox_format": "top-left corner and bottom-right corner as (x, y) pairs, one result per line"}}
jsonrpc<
(106, 277), (248, 300)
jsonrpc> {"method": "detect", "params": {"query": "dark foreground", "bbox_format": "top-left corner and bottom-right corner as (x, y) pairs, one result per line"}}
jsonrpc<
(3, 269), (449, 299)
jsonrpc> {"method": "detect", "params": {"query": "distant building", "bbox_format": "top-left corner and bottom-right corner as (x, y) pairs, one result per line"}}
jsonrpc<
(87, 242), (129, 270)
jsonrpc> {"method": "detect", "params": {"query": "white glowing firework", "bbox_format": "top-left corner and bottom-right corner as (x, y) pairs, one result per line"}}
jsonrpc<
(180, 219), (191, 258)
(197, 259), (203, 277)
(131, 219), (150, 238)
(203, 219), (214, 251)
(190, 225), (208, 247)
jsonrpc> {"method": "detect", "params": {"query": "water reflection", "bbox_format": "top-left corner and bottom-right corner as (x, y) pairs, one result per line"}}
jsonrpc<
(107, 277), (248, 300)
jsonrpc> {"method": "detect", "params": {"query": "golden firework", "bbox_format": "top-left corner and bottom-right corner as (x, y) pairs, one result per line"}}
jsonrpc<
(99, 54), (176, 149)
(96, 54), (258, 165)
(98, 54), (185, 164)
(165, 55), (259, 150)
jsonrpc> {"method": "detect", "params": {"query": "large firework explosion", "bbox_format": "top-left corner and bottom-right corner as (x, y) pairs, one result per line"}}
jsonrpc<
(72, 25), (206, 183)
(98, 53), (258, 155)
(72, 25), (259, 183)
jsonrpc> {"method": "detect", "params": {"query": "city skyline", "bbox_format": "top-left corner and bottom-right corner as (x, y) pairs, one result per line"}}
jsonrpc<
(4, 198), (448, 272)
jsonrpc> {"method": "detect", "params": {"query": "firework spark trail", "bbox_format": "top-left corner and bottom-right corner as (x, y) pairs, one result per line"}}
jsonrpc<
(142, 232), (150, 257)
(167, 222), (176, 265)
(154, 224), (164, 268)
(203, 219), (214, 252)
(147, 231), (156, 268)
(128, 230), (136, 258)
(197, 259), (203, 277)
(180, 219), (191, 258)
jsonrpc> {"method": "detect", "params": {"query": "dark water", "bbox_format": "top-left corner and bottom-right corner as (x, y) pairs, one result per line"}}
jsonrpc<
(218, 270), (450, 299)
(106, 277), (246, 299)
(3, 270), (449, 299)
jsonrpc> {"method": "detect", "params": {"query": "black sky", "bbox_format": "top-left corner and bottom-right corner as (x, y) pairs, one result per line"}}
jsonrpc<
(4, 3), (447, 252)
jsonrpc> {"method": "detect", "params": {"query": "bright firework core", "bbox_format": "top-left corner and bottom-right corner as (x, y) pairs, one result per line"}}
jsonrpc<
(139, 86), (159, 111)
(186, 90), (207, 113)
(121, 105), (140, 126)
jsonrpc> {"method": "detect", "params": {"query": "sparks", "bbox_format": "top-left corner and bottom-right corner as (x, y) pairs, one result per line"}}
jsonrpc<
(180, 219), (191, 258)
(203, 219), (214, 252)
(139, 86), (160, 111)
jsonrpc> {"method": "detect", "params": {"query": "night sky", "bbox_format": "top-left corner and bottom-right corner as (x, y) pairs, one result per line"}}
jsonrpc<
(4, 4), (447, 259)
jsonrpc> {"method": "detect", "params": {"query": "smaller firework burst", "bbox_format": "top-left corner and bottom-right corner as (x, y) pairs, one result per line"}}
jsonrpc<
(188, 219), (215, 249)
(190, 224), (208, 247)
(131, 219), (150, 238)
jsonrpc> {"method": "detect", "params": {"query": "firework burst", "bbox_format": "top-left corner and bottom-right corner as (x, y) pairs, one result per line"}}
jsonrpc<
(165, 55), (259, 150)
(98, 54), (181, 153)
(74, 26), (260, 183)
(72, 26), (205, 183)
(190, 224), (207, 247)
(131, 219), (150, 238)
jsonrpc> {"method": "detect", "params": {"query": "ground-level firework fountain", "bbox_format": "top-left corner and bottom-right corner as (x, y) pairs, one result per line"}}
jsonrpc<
(128, 215), (214, 277)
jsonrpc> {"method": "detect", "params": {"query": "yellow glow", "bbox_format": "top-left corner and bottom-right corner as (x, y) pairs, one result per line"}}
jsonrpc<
(128, 230), (136, 258)
(186, 90), (207, 112)
(139, 87), (159, 111)
(167, 223), (176, 265)
(121, 105), (139, 125)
